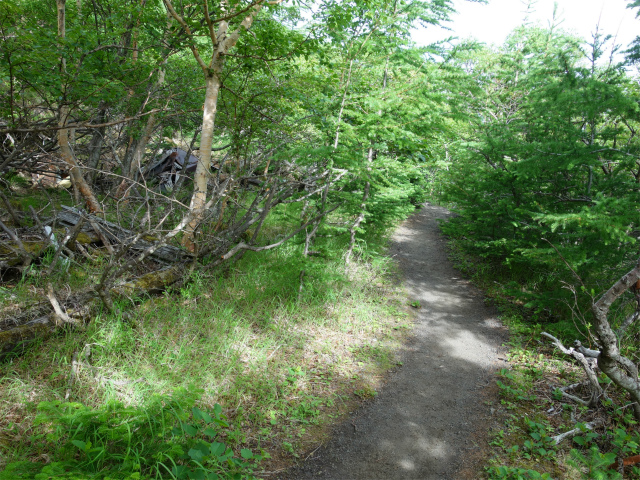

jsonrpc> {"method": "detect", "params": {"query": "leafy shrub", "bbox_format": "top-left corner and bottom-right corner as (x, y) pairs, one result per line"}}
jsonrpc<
(487, 465), (552, 479)
(566, 447), (622, 480)
(1, 390), (262, 479)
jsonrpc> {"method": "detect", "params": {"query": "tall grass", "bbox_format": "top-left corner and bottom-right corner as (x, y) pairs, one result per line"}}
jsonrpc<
(0, 207), (412, 476)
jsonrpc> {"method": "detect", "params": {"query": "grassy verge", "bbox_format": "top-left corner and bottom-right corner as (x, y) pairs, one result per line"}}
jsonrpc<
(0, 216), (413, 478)
(445, 236), (640, 480)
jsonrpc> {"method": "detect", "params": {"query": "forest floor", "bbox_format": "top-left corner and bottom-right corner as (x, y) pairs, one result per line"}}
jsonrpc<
(281, 203), (510, 479)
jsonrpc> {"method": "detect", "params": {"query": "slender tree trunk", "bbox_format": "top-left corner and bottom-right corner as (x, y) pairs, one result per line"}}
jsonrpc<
(163, 0), (264, 251)
(115, 83), (163, 198)
(119, 137), (138, 186)
(130, 110), (158, 181)
(345, 59), (388, 263)
(182, 73), (222, 251)
(87, 105), (107, 181)
(56, 0), (101, 213)
(304, 59), (354, 256)
(334, 59), (354, 149)
(114, 0), (152, 197)
(303, 182), (329, 256)
(345, 148), (372, 264)
(116, 9), (172, 198)
(130, 65), (167, 182)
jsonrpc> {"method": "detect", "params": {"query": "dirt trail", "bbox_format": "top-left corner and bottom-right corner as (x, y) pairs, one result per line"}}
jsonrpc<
(284, 203), (508, 479)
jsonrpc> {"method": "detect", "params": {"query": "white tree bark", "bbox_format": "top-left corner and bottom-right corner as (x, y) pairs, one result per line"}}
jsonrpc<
(164, 0), (268, 250)
(591, 260), (640, 420)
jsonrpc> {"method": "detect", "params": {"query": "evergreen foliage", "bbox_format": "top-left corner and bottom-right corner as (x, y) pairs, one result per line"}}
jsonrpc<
(439, 26), (640, 334)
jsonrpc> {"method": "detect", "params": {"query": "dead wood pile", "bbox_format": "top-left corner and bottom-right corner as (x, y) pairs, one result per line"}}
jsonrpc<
(0, 264), (185, 360)
(1, 206), (192, 360)
(1, 206), (192, 268)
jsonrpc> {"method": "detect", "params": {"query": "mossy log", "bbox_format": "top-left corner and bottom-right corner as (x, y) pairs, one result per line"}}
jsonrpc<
(0, 264), (186, 360)
(0, 319), (54, 359)
(112, 264), (185, 296)
(0, 241), (47, 267)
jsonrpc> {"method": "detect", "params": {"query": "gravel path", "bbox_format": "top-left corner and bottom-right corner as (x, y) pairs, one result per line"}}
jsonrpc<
(285, 203), (509, 479)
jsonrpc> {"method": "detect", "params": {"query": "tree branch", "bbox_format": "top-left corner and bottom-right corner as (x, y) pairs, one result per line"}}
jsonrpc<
(214, 204), (341, 264)
(162, 0), (208, 72)
(541, 331), (603, 406)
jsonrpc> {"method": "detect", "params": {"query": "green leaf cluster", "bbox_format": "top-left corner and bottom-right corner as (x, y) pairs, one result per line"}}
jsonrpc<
(1, 390), (262, 479)
(438, 25), (640, 332)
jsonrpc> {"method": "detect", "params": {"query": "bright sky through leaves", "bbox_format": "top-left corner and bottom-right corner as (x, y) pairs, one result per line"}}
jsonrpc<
(414, 0), (640, 53)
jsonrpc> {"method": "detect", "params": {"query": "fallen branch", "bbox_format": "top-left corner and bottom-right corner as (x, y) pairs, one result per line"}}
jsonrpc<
(573, 340), (600, 358)
(542, 332), (603, 407)
(44, 217), (85, 276)
(556, 383), (590, 407)
(0, 264), (185, 360)
(0, 219), (32, 267)
(46, 283), (76, 326)
(0, 191), (22, 226)
(213, 204), (342, 265)
(87, 217), (114, 255)
(552, 419), (602, 445)
(56, 206), (191, 264)
(1, 204), (187, 270)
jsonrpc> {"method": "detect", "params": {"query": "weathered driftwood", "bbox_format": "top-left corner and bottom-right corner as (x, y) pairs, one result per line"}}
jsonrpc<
(56, 206), (192, 264)
(0, 206), (192, 268)
(0, 264), (185, 360)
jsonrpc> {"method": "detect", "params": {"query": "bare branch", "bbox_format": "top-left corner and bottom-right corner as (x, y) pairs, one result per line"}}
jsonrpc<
(46, 283), (77, 326)
(214, 204), (341, 264)
(552, 419), (603, 445)
(0, 191), (22, 226)
(541, 331), (603, 406)
(542, 238), (586, 289)
(162, 0), (208, 72)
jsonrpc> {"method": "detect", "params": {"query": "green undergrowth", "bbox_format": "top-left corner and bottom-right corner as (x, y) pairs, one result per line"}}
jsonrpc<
(0, 225), (412, 478)
(443, 233), (640, 480)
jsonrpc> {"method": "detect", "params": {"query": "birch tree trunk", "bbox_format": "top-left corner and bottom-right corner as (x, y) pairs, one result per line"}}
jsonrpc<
(182, 73), (222, 251)
(163, 0), (266, 251)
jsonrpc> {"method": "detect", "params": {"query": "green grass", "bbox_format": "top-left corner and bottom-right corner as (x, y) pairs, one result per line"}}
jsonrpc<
(0, 179), (416, 477)
(0, 222), (411, 476)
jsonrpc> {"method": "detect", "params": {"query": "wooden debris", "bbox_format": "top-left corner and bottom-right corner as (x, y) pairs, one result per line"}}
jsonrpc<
(0, 264), (185, 360)
(56, 206), (191, 263)
(1, 206), (191, 268)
